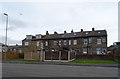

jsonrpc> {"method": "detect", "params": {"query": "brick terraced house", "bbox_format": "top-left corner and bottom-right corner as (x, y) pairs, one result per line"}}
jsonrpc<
(22, 28), (107, 61)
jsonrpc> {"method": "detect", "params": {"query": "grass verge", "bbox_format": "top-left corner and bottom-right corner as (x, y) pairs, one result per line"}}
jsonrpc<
(71, 59), (119, 64)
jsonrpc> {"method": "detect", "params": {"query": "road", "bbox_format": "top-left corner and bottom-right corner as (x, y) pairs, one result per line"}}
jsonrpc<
(2, 63), (119, 77)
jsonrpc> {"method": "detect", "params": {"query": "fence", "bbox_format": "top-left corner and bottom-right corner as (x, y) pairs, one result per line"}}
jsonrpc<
(2, 52), (19, 59)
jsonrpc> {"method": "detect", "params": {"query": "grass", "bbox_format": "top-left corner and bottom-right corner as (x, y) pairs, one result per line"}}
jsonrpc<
(71, 59), (119, 64)
(6, 59), (41, 62)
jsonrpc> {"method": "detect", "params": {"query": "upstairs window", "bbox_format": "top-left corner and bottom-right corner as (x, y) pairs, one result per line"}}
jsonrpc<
(25, 42), (29, 46)
(59, 41), (61, 46)
(64, 40), (67, 45)
(73, 40), (77, 45)
(26, 35), (32, 39)
(97, 39), (101, 44)
(69, 40), (71, 45)
(36, 41), (39, 46)
(53, 41), (57, 46)
(102, 38), (106, 43)
(45, 41), (48, 46)
(89, 38), (92, 43)
(84, 39), (88, 44)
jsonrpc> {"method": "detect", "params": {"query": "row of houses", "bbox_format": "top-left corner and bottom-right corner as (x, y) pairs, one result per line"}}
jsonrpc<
(22, 28), (107, 61)
(1, 28), (109, 61)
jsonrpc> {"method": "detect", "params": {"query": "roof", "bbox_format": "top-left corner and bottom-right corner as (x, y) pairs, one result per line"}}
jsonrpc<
(23, 30), (107, 41)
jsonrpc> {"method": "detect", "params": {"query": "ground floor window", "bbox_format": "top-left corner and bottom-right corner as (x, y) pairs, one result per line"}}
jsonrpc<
(83, 48), (87, 54)
(102, 48), (106, 55)
(96, 48), (101, 55)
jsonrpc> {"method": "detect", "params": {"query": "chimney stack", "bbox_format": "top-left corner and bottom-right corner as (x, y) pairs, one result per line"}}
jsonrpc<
(92, 28), (95, 31)
(71, 29), (73, 33)
(64, 31), (67, 34)
(46, 31), (49, 35)
(54, 31), (58, 34)
(81, 29), (83, 32)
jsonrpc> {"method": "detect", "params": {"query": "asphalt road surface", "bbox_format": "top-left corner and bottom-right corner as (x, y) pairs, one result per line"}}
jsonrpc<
(2, 63), (119, 77)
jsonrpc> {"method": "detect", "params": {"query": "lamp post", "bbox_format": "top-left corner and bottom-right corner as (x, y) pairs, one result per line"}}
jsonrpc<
(3, 13), (8, 60)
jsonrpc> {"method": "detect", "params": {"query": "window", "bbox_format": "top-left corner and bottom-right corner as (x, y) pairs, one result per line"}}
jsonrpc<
(85, 32), (88, 34)
(64, 40), (67, 45)
(53, 41), (57, 46)
(26, 35), (32, 39)
(36, 41), (39, 46)
(97, 39), (101, 44)
(45, 41), (48, 46)
(102, 48), (106, 54)
(84, 39), (88, 44)
(73, 40), (77, 45)
(102, 38), (106, 43)
(25, 42), (29, 46)
(36, 34), (42, 39)
(69, 40), (71, 45)
(98, 32), (101, 34)
(89, 38), (92, 43)
(59, 41), (61, 46)
(83, 48), (87, 54)
(96, 48), (101, 55)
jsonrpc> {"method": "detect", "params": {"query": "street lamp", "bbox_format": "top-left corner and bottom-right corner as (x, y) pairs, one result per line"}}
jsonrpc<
(3, 13), (8, 61)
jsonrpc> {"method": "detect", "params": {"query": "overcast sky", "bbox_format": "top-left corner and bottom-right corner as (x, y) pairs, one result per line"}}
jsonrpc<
(0, 0), (118, 46)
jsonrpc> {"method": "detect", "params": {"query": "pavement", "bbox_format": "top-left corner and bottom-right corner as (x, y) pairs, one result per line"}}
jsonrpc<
(2, 60), (119, 68)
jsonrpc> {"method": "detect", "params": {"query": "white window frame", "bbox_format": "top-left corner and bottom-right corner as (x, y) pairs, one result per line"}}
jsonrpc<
(25, 42), (29, 46)
(36, 41), (39, 46)
(73, 40), (77, 45)
(64, 40), (67, 45)
(83, 48), (87, 54)
(96, 48), (101, 55)
(69, 40), (71, 45)
(59, 41), (61, 46)
(45, 41), (48, 46)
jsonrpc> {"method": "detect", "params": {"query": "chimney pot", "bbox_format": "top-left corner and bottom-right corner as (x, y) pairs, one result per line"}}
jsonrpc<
(81, 29), (83, 32)
(92, 28), (95, 31)
(54, 31), (58, 34)
(64, 31), (67, 34)
(46, 31), (49, 35)
(71, 29), (73, 33)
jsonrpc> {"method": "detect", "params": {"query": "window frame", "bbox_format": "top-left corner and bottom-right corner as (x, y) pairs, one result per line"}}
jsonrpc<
(73, 40), (77, 45)
(97, 39), (102, 44)
(25, 42), (29, 46)
(45, 41), (48, 46)
(69, 40), (71, 45)
(84, 39), (88, 44)
(64, 40), (67, 45)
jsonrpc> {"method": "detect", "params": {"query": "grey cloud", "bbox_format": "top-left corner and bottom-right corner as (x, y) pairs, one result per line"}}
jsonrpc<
(1, 15), (38, 31)
(0, 36), (21, 45)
